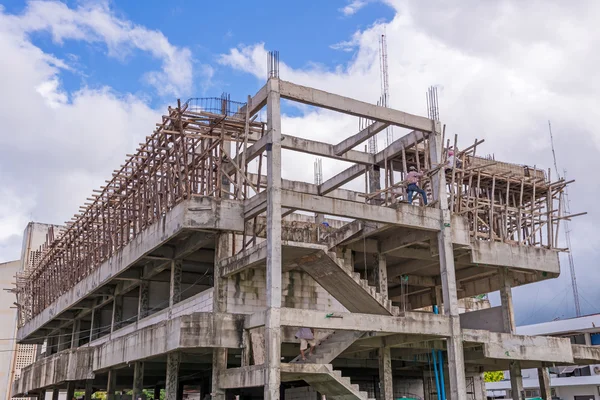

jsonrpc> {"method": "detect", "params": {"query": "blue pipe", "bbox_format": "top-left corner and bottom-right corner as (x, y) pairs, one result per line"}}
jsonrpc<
(431, 349), (442, 400)
(432, 305), (442, 400)
(438, 349), (446, 400)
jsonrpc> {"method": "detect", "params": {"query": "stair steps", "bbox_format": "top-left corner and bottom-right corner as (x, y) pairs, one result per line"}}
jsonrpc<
(291, 330), (365, 364)
(296, 249), (398, 316)
(281, 363), (376, 400)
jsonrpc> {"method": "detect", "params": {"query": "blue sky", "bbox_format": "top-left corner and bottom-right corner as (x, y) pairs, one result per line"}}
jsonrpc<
(1, 0), (394, 105)
(1, 0), (600, 326)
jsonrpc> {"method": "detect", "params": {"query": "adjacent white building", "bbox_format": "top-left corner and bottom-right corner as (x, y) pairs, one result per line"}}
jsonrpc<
(486, 314), (600, 400)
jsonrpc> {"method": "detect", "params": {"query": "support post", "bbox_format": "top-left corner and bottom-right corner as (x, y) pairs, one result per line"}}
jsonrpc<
(428, 122), (467, 400)
(84, 379), (93, 400)
(154, 386), (161, 400)
(133, 361), (145, 399)
(538, 365), (551, 400)
(107, 369), (117, 400)
(379, 346), (393, 400)
(38, 389), (46, 400)
(138, 279), (150, 320)
(264, 77), (283, 400)
(111, 294), (123, 333)
(376, 251), (388, 300)
(169, 260), (182, 316)
(211, 234), (230, 400)
(52, 388), (60, 400)
(89, 307), (96, 343)
(500, 268), (524, 400)
(66, 381), (75, 400)
(166, 352), (180, 400)
(57, 328), (70, 352)
(71, 319), (81, 348)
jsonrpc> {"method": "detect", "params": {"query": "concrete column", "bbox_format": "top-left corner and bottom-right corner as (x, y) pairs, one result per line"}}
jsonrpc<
(264, 77), (283, 400)
(428, 121), (467, 400)
(107, 369), (117, 400)
(133, 361), (145, 399)
(71, 319), (81, 348)
(84, 379), (94, 400)
(211, 234), (230, 400)
(500, 268), (524, 400)
(154, 386), (161, 400)
(52, 388), (60, 400)
(376, 252), (388, 300)
(169, 260), (182, 311)
(538, 366), (551, 400)
(89, 307), (96, 343)
(368, 165), (381, 203)
(378, 346), (393, 400)
(57, 328), (70, 352)
(66, 381), (75, 400)
(111, 294), (123, 333)
(38, 389), (46, 400)
(166, 351), (180, 400)
(138, 280), (150, 320)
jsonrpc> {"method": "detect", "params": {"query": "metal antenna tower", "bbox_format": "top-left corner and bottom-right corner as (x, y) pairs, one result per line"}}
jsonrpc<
(548, 120), (581, 317)
(379, 32), (393, 146)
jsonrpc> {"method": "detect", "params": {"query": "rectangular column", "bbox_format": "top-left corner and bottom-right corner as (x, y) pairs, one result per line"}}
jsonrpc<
(57, 328), (70, 352)
(265, 77), (283, 400)
(154, 386), (161, 400)
(379, 346), (393, 400)
(500, 268), (524, 400)
(166, 351), (180, 400)
(133, 361), (145, 399)
(66, 382), (75, 400)
(38, 389), (46, 400)
(211, 234), (230, 400)
(169, 260), (182, 319)
(89, 307), (96, 343)
(71, 319), (81, 348)
(538, 365), (551, 400)
(428, 122), (467, 400)
(376, 252), (388, 300)
(111, 294), (123, 333)
(52, 388), (60, 400)
(138, 280), (150, 320)
(107, 369), (117, 400)
(84, 379), (93, 400)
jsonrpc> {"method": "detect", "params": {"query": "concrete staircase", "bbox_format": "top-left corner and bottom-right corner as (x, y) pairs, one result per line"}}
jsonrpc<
(281, 363), (375, 400)
(291, 330), (365, 364)
(296, 250), (398, 316)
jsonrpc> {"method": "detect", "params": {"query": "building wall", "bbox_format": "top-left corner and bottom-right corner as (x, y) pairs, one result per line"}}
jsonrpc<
(0, 260), (19, 400)
(555, 385), (598, 400)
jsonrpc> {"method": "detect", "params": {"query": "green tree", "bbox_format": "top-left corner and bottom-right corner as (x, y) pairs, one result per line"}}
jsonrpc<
(484, 371), (504, 382)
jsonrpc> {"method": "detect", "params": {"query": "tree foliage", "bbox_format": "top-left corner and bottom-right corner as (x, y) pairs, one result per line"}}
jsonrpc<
(484, 371), (504, 382)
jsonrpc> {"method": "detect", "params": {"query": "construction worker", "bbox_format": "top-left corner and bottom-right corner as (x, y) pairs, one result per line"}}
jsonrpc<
(405, 166), (428, 205)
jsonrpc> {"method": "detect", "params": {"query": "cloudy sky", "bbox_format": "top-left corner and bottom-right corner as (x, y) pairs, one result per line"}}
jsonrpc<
(0, 0), (598, 325)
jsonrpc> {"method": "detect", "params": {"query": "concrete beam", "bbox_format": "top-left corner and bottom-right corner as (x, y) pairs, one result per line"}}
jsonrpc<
(334, 121), (389, 155)
(462, 329), (574, 364)
(470, 241), (560, 274)
(238, 84), (268, 118)
(279, 80), (435, 132)
(282, 135), (373, 165)
(380, 230), (435, 254)
(219, 365), (266, 389)
(319, 164), (366, 195)
(280, 189), (441, 230)
(279, 307), (451, 337)
(375, 130), (426, 165)
(220, 241), (267, 277)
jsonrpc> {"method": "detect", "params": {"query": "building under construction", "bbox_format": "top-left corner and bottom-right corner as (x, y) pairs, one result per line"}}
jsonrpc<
(11, 60), (597, 400)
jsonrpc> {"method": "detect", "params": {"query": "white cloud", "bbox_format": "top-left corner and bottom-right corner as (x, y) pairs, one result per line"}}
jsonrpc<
(4, 0), (198, 97)
(219, 1), (600, 323)
(340, 0), (368, 16)
(0, 2), (172, 262)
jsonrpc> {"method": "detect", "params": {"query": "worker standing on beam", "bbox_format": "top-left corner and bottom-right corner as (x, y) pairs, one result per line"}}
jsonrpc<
(405, 166), (428, 205)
